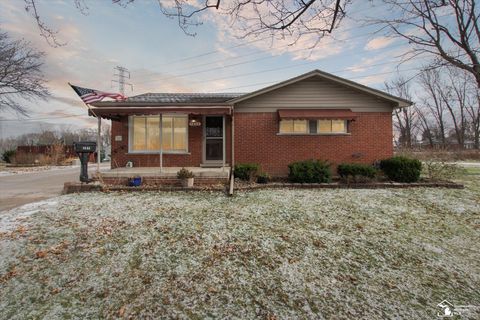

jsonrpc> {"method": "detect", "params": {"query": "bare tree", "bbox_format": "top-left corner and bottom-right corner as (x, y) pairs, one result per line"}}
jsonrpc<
(26, 0), (349, 46)
(375, 0), (480, 88)
(414, 104), (434, 147)
(466, 86), (480, 148)
(440, 67), (470, 147)
(24, 0), (88, 47)
(385, 77), (419, 148)
(0, 32), (49, 116)
(159, 0), (348, 42)
(418, 68), (448, 147)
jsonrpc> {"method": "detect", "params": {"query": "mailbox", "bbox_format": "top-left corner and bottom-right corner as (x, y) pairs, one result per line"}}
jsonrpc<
(74, 141), (96, 153)
(74, 141), (97, 183)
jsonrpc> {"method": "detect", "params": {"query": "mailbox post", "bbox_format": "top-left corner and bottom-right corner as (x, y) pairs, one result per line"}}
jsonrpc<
(74, 141), (97, 183)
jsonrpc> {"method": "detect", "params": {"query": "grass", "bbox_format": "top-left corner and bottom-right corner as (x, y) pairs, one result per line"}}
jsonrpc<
(0, 172), (479, 319)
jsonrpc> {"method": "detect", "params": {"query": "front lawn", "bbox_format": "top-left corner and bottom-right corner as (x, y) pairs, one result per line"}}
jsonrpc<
(1, 175), (479, 319)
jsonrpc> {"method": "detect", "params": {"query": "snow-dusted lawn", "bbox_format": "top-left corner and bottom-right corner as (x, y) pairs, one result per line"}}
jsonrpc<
(1, 178), (479, 319)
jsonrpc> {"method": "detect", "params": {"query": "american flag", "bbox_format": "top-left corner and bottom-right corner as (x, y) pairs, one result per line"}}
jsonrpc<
(69, 84), (126, 104)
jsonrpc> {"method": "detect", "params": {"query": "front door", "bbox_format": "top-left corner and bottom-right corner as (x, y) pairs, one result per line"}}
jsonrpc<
(204, 116), (224, 162)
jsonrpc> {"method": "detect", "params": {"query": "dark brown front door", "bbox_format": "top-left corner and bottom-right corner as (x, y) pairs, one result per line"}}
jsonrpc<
(205, 116), (223, 162)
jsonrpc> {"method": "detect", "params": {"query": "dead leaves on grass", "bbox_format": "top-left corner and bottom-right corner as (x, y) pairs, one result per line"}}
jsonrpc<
(34, 241), (70, 259)
(0, 267), (18, 283)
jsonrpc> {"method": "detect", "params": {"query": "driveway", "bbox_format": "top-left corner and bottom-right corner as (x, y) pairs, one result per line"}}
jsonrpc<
(0, 164), (109, 212)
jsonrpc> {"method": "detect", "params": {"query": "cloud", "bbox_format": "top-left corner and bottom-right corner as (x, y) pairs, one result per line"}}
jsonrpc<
(201, 2), (352, 62)
(365, 37), (396, 50)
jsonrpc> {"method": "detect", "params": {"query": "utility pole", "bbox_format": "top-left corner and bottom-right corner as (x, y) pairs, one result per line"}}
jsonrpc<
(111, 66), (133, 95)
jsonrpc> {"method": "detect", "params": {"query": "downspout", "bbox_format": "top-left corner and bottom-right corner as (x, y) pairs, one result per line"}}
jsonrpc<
(228, 106), (235, 196)
(97, 117), (101, 173)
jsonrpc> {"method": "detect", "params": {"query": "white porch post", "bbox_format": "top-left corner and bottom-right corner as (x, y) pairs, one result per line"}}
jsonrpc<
(97, 116), (101, 173)
(222, 115), (226, 171)
(228, 110), (235, 196)
(159, 114), (163, 173)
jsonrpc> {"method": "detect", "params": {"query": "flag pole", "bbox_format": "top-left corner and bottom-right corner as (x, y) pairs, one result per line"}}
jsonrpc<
(97, 117), (101, 173)
(68, 82), (102, 174)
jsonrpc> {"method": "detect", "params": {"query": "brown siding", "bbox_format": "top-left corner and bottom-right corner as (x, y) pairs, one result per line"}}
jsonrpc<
(111, 115), (231, 168)
(235, 77), (395, 112)
(234, 112), (393, 176)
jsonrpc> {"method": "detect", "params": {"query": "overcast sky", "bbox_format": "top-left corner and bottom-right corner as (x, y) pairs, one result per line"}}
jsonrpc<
(0, 0), (425, 136)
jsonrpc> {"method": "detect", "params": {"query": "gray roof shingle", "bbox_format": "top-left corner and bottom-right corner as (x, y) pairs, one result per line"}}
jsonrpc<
(125, 93), (245, 104)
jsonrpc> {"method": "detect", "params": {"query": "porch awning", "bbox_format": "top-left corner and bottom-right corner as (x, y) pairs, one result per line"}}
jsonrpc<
(89, 106), (232, 120)
(278, 109), (357, 120)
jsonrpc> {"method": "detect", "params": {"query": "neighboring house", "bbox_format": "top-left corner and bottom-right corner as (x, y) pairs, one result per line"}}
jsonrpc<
(15, 145), (75, 165)
(90, 70), (411, 177)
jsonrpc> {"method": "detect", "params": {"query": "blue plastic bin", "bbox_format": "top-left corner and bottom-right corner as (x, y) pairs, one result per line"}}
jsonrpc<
(129, 177), (142, 187)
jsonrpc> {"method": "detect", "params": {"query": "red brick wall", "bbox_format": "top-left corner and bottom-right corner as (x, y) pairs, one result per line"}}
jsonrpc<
(234, 112), (393, 176)
(110, 115), (231, 168)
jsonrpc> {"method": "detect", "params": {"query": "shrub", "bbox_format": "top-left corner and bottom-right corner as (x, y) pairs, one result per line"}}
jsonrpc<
(288, 159), (332, 183)
(12, 151), (37, 165)
(422, 159), (459, 181)
(48, 143), (66, 165)
(177, 168), (194, 179)
(337, 163), (376, 182)
(2, 149), (16, 163)
(379, 156), (422, 182)
(256, 172), (270, 184)
(234, 163), (260, 181)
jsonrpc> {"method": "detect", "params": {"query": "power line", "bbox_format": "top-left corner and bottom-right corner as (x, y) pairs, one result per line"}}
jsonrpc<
(111, 66), (133, 95)
(213, 66), (424, 92)
(133, 4), (387, 77)
(0, 113), (88, 122)
(135, 40), (410, 86)
(135, 30), (385, 82)
(189, 43), (413, 85)
(133, 12), (452, 83)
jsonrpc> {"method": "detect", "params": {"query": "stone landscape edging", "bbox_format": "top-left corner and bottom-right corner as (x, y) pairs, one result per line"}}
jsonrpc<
(63, 180), (464, 194)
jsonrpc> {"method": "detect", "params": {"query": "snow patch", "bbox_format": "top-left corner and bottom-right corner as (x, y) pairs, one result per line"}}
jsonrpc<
(0, 199), (58, 232)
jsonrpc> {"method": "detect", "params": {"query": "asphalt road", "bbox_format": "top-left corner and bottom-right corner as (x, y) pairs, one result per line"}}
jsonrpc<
(0, 164), (108, 212)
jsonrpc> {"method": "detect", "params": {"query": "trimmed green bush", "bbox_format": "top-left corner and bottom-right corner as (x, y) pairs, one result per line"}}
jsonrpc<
(256, 172), (270, 184)
(234, 163), (260, 181)
(337, 163), (376, 182)
(2, 149), (15, 163)
(288, 159), (332, 183)
(379, 156), (422, 182)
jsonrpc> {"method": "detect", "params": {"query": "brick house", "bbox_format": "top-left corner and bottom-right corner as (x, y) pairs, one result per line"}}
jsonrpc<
(91, 69), (411, 178)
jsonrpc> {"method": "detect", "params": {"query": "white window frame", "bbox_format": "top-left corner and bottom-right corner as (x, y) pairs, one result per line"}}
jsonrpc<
(128, 114), (189, 154)
(278, 119), (350, 135)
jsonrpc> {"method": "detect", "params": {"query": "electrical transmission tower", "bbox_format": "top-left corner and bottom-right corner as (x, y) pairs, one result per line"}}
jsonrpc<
(111, 66), (133, 95)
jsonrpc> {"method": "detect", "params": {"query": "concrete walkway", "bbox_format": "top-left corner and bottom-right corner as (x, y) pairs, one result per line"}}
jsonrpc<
(0, 164), (109, 212)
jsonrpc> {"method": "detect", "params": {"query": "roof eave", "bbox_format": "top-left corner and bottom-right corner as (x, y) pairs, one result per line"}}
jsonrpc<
(90, 101), (234, 107)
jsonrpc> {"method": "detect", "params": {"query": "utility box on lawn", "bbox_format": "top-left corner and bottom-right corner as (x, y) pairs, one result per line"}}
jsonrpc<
(74, 141), (96, 183)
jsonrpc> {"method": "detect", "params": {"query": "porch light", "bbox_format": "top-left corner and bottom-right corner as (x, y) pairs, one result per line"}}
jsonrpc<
(189, 119), (202, 127)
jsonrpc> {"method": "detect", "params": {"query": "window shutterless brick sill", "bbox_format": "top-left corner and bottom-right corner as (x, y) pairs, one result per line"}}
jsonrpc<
(276, 133), (351, 136)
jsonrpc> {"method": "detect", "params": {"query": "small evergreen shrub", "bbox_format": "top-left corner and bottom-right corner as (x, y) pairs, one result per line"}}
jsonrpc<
(379, 156), (422, 182)
(288, 159), (332, 183)
(337, 163), (376, 182)
(1, 149), (15, 163)
(234, 163), (260, 181)
(256, 172), (270, 184)
(177, 168), (194, 179)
